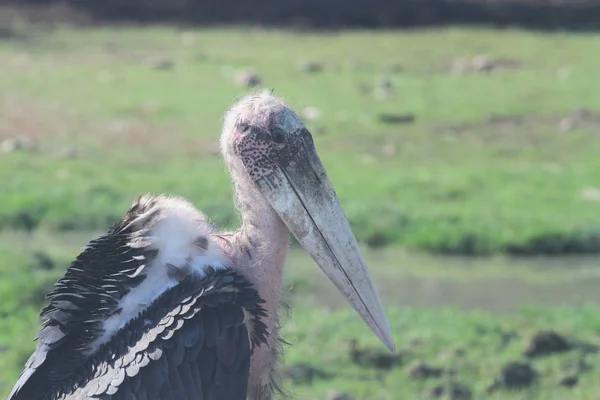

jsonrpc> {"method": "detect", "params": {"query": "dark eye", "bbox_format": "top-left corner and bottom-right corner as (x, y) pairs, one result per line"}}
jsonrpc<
(240, 123), (251, 133)
(271, 128), (286, 144)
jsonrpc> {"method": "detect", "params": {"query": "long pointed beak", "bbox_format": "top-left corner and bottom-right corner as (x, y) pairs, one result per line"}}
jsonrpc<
(254, 129), (395, 352)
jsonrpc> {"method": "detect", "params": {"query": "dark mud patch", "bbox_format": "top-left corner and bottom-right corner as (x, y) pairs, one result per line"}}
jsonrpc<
(558, 375), (579, 388)
(491, 361), (538, 391)
(280, 363), (334, 385)
(524, 330), (573, 358)
(427, 381), (472, 400)
(348, 339), (406, 370)
(326, 393), (355, 400)
(407, 361), (446, 380)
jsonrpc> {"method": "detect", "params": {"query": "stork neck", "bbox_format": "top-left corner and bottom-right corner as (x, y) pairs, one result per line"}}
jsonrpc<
(229, 174), (289, 399)
(239, 187), (289, 269)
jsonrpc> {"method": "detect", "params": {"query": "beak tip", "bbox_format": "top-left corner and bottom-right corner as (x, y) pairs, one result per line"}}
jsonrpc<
(385, 339), (397, 353)
(368, 309), (396, 353)
(381, 335), (395, 352)
(378, 323), (396, 353)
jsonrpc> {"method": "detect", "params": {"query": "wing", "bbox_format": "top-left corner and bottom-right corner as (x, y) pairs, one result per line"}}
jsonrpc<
(8, 228), (151, 400)
(10, 270), (268, 400)
(9, 195), (269, 400)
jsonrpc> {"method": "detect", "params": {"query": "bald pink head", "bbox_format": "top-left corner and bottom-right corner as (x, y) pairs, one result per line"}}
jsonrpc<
(220, 91), (309, 185)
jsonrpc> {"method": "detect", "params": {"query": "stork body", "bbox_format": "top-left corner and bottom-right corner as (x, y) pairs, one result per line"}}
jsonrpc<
(9, 92), (394, 400)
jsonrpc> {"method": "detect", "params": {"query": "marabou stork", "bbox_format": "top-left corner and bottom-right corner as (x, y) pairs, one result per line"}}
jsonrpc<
(9, 92), (394, 400)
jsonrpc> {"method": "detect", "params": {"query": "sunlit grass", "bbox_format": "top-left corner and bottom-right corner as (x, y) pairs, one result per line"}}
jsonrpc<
(1, 232), (600, 398)
(2, 26), (600, 399)
(2, 27), (600, 254)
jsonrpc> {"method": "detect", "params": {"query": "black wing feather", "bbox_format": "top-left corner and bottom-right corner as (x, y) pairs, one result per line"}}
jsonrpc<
(9, 270), (267, 400)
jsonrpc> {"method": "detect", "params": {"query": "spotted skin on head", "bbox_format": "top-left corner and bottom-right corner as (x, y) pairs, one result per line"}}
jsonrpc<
(221, 91), (309, 187)
(232, 125), (282, 183)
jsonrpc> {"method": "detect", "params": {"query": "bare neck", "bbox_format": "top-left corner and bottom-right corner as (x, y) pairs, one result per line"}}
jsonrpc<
(235, 175), (290, 283)
(218, 168), (289, 399)
(235, 178), (289, 320)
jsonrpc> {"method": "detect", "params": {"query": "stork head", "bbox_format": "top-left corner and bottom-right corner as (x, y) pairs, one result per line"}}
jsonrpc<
(221, 91), (395, 352)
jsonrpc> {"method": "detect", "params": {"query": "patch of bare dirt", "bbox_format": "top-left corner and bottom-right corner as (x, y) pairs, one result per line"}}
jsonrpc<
(442, 108), (600, 134)
(433, 108), (600, 149)
(0, 95), (219, 158)
(0, 95), (78, 143)
(449, 55), (523, 75)
(95, 118), (222, 159)
(0, 95), (115, 156)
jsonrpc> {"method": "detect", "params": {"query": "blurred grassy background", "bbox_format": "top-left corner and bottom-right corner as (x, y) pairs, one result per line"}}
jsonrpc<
(2, 27), (600, 254)
(1, 22), (600, 400)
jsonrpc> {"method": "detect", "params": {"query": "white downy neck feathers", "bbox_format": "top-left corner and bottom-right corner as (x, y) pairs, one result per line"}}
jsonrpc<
(92, 195), (227, 351)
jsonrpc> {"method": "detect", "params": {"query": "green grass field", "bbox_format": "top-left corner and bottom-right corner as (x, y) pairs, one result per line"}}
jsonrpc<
(1, 26), (600, 399)
(2, 26), (600, 254)
(2, 232), (600, 399)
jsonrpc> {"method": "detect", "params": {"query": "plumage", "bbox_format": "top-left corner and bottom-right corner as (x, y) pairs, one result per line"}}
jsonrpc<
(8, 193), (265, 400)
(10, 267), (266, 400)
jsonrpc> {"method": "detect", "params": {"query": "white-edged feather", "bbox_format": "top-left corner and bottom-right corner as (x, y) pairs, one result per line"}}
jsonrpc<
(92, 196), (227, 351)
